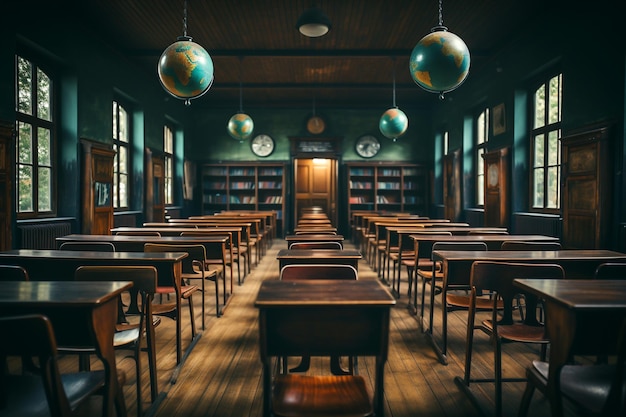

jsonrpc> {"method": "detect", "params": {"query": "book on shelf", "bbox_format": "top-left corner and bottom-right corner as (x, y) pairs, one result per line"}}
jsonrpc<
(377, 182), (400, 189)
(259, 168), (283, 176)
(264, 196), (283, 203)
(206, 182), (226, 190)
(349, 196), (370, 204)
(349, 181), (373, 189)
(349, 168), (374, 176)
(230, 181), (254, 189)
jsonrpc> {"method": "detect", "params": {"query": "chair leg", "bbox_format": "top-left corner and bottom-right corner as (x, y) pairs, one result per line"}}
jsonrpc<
(494, 336), (503, 417)
(517, 375), (535, 417)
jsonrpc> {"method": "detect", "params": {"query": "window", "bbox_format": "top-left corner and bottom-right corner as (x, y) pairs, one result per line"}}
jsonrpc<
(15, 55), (55, 217)
(164, 125), (174, 205)
(476, 108), (489, 206)
(530, 73), (562, 210)
(443, 130), (449, 156)
(113, 100), (131, 209)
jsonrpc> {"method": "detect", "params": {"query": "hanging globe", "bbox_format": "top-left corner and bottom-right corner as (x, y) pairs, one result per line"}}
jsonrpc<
(158, 36), (214, 106)
(409, 27), (470, 98)
(227, 113), (254, 141)
(379, 107), (408, 141)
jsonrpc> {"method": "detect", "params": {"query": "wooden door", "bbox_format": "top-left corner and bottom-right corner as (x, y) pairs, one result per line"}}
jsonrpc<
(483, 147), (510, 227)
(294, 158), (337, 226)
(81, 139), (115, 235)
(561, 126), (611, 249)
(0, 122), (13, 250)
(145, 148), (165, 223)
(443, 149), (461, 221)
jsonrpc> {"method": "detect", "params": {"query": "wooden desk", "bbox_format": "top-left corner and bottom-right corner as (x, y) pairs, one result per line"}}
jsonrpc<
(514, 279), (626, 417)
(276, 249), (362, 271)
(255, 279), (396, 417)
(0, 280), (132, 417)
(285, 234), (345, 248)
(425, 250), (626, 365)
(293, 226), (338, 234)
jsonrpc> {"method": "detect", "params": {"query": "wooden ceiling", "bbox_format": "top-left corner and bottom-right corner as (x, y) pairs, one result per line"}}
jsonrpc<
(73, 0), (547, 109)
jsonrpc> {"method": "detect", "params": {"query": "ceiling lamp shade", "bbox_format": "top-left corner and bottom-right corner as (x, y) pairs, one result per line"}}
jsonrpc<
(296, 6), (331, 37)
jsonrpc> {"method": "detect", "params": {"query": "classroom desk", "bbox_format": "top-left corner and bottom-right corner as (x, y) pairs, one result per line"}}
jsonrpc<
(0, 249), (195, 366)
(513, 279), (626, 417)
(406, 234), (560, 314)
(285, 234), (345, 248)
(425, 249), (626, 365)
(0, 280), (132, 417)
(276, 249), (362, 271)
(255, 279), (396, 417)
(292, 226), (338, 234)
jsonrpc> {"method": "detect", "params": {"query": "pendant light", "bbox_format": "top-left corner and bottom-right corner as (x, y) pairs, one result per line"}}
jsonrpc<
(227, 57), (254, 142)
(296, 5), (331, 38)
(380, 57), (408, 142)
(409, 0), (470, 100)
(157, 0), (214, 106)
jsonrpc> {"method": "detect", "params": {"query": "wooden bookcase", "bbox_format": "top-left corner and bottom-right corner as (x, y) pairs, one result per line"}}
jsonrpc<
(346, 162), (429, 220)
(201, 162), (286, 235)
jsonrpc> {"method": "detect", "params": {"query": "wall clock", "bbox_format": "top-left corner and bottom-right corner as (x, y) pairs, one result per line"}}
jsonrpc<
(355, 135), (380, 158)
(306, 115), (326, 135)
(251, 134), (275, 157)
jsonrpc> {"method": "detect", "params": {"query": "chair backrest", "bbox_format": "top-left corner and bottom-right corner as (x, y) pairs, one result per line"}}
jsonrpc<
(143, 243), (206, 275)
(116, 231), (161, 236)
(288, 241), (342, 250)
(59, 241), (116, 252)
(470, 261), (565, 325)
(594, 263), (626, 280)
(0, 265), (29, 281)
(279, 264), (358, 281)
(0, 314), (104, 417)
(467, 230), (509, 235)
(431, 241), (488, 260)
(500, 240), (562, 250)
(294, 230), (337, 235)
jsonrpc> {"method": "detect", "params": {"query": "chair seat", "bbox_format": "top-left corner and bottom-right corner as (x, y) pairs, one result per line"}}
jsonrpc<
(491, 322), (548, 343)
(272, 374), (373, 417)
(447, 294), (503, 310)
(530, 360), (616, 415)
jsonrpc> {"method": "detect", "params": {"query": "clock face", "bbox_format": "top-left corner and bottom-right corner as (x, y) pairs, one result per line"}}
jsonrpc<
(251, 134), (275, 157)
(488, 163), (499, 187)
(306, 115), (326, 135)
(355, 135), (380, 158)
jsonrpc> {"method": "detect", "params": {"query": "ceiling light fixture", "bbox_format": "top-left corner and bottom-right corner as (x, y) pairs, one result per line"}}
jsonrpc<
(296, 5), (331, 38)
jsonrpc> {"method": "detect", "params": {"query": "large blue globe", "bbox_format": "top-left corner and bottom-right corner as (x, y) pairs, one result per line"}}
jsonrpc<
(158, 38), (214, 104)
(409, 28), (470, 95)
(227, 113), (254, 141)
(379, 108), (408, 140)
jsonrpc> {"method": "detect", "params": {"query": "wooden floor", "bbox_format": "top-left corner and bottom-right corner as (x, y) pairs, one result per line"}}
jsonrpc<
(68, 238), (581, 417)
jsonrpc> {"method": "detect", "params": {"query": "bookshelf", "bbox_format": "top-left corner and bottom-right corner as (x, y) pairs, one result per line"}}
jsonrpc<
(346, 162), (428, 220)
(201, 162), (286, 235)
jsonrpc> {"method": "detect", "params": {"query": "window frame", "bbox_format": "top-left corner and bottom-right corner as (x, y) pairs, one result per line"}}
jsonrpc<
(164, 124), (174, 206)
(475, 107), (489, 207)
(112, 99), (132, 210)
(15, 52), (57, 219)
(529, 71), (563, 213)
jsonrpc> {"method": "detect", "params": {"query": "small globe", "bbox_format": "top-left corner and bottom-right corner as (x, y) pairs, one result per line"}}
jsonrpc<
(158, 38), (214, 104)
(379, 107), (408, 140)
(409, 28), (470, 96)
(227, 113), (254, 141)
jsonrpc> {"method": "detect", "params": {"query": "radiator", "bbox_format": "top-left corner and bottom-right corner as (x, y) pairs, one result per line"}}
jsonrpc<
(18, 222), (72, 249)
(512, 213), (562, 238)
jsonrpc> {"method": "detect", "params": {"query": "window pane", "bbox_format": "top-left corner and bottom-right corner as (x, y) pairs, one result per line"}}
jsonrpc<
(119, 146), (128, 174)
(477, 112), (486, 144)
(547, 130), (560, 166)
(113, 173), (119, 208)
(165, 177), (172, 205)
(113, 102), (118, 140)
(548, 75), (561, 125)
(119, 173), (128, 207)
(477, 176), (484, 206)
(118, 105), (128, 143)
(164, 126), (173, 153)
(547, 167), (559, 209)
(18, 122), (32, 164)
(17, 57), (32, 115)
(38, 127), (51, 165)
(37, 68), (51, 121)
(533, 135), (544, 168)
(18, 165), (33, 212)
(532, 168), (544, 208)
(38, 167), (51, 211)
(534, 84), (545, 128)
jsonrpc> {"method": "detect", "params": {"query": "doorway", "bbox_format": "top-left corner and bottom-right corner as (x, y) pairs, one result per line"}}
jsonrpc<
(292, 158), (338, 229)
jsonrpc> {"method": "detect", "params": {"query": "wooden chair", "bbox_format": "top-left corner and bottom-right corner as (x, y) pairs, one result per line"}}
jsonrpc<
(0, 265), (29, 281)
(58, 241), (116, 252)
(180, 229), (241, 286)
(594, 262), (626, 279)
(0, 314), (119, 417)
(457, 261), (565, 417)
(288, 241), (342, 250)
(73, 265), (160, 417)
(500, 241), (562, 250)
(279, 264), (358, 376)
(143, 243), (200, 366)
(519, 319), (626, 417)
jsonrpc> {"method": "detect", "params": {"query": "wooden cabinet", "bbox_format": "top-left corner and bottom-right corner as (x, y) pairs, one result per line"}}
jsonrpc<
(483, 147), (510, 227)
(346, 162), (428, 221)
(561, 126), (611, 249)
(0, 122), (13, 250)
(201, 162), (286, 234)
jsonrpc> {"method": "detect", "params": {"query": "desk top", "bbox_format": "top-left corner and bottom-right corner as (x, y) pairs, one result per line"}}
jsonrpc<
(58, 234), (229, 244)
(410, 234), (558, 242)
(111, 226), (241, 234)
(0, 281), (132, 306)
(255, 280), (396, 307)
(285, 234), (344, 241)
(0, 249), (188, 261)
(514, 279), (626, 311)
(432, 249), (626, 262)
(276, 249), (362, 259)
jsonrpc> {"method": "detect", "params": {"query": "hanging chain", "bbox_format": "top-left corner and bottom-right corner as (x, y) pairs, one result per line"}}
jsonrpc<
(182, 0), (188, 37)
(438, 0), (443, 27)
(239, 57), (244, 112)
(392, 57), (397, 108)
